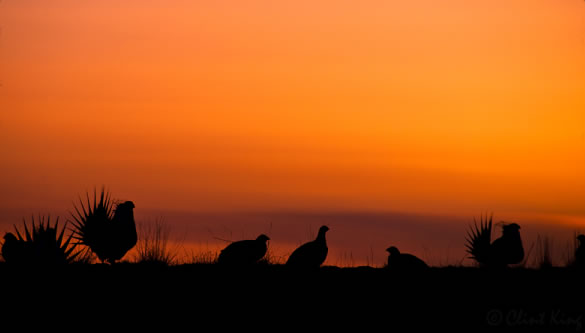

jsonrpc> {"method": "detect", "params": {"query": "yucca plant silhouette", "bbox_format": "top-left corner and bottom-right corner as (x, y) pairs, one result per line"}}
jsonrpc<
(70, 189), (137, 264)
(1, 215), (79, 265)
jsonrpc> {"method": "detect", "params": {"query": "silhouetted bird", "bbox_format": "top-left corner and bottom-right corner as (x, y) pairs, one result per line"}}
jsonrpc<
(217, 234), (270, 266)
(574, 234), (585, 268)
(71, 190), (137, 264)
(109, 201), (137, 262)
(386, 246), (428, 270)
(2, 216), (79, 265)
(2, 232), (25, 263)
(466, 215), (524, 267)
(286, 225), (329, 269)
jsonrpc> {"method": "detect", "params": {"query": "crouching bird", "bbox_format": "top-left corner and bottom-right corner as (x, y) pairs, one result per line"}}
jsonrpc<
(286, 225), (329, 269)
(217, 234), (270, 266)
(466, 214), (524, 267)
(2, 233), (26, 263)
(71, 189), (137, 264)
(386, 246), (428, 270)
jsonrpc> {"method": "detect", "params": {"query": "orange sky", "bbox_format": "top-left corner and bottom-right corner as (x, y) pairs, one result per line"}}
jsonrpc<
(1, 0), (584, 264)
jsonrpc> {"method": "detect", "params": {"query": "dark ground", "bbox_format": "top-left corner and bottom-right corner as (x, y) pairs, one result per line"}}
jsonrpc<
(0, 263), (583, 331)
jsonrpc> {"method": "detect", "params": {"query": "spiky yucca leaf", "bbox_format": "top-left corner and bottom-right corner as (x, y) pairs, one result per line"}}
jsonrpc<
(465, 213), (493, 265)
(3, 215), (80, 265)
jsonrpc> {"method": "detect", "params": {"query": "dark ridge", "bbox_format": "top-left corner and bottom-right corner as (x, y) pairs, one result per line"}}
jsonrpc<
(0, 263), (582, 330)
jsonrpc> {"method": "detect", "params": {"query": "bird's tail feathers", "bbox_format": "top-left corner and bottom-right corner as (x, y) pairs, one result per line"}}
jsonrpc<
(465, 213), (493, 265)
(69, 187), (114, 246)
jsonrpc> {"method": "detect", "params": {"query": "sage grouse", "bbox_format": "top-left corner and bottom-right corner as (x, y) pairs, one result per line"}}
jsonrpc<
(386, 246), (428, 270)
(286, 225), (329, 269)
(466, 214), (524, 267)
(217, 234), (270, 265)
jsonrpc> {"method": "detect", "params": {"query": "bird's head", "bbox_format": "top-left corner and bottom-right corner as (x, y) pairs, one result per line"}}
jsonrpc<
(121, 201), (135, 209)
(319, 225), (330, 234)
(577, 234), (585, 244)
(386, 246), (400, 256)
(257, 234), (270, 243)
(501, 222), (521, 235)
(3, 232), (17, 242)
(113, 201), (135, 222)
(115, 201), (135, 213)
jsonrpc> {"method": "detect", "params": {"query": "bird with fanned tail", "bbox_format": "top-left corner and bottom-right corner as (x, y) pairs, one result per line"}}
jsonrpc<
(2, 216), (79, 265)
(286, 225), (329, 269)
(466, 214), (524, 267)
(70, 189), (137, 264)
